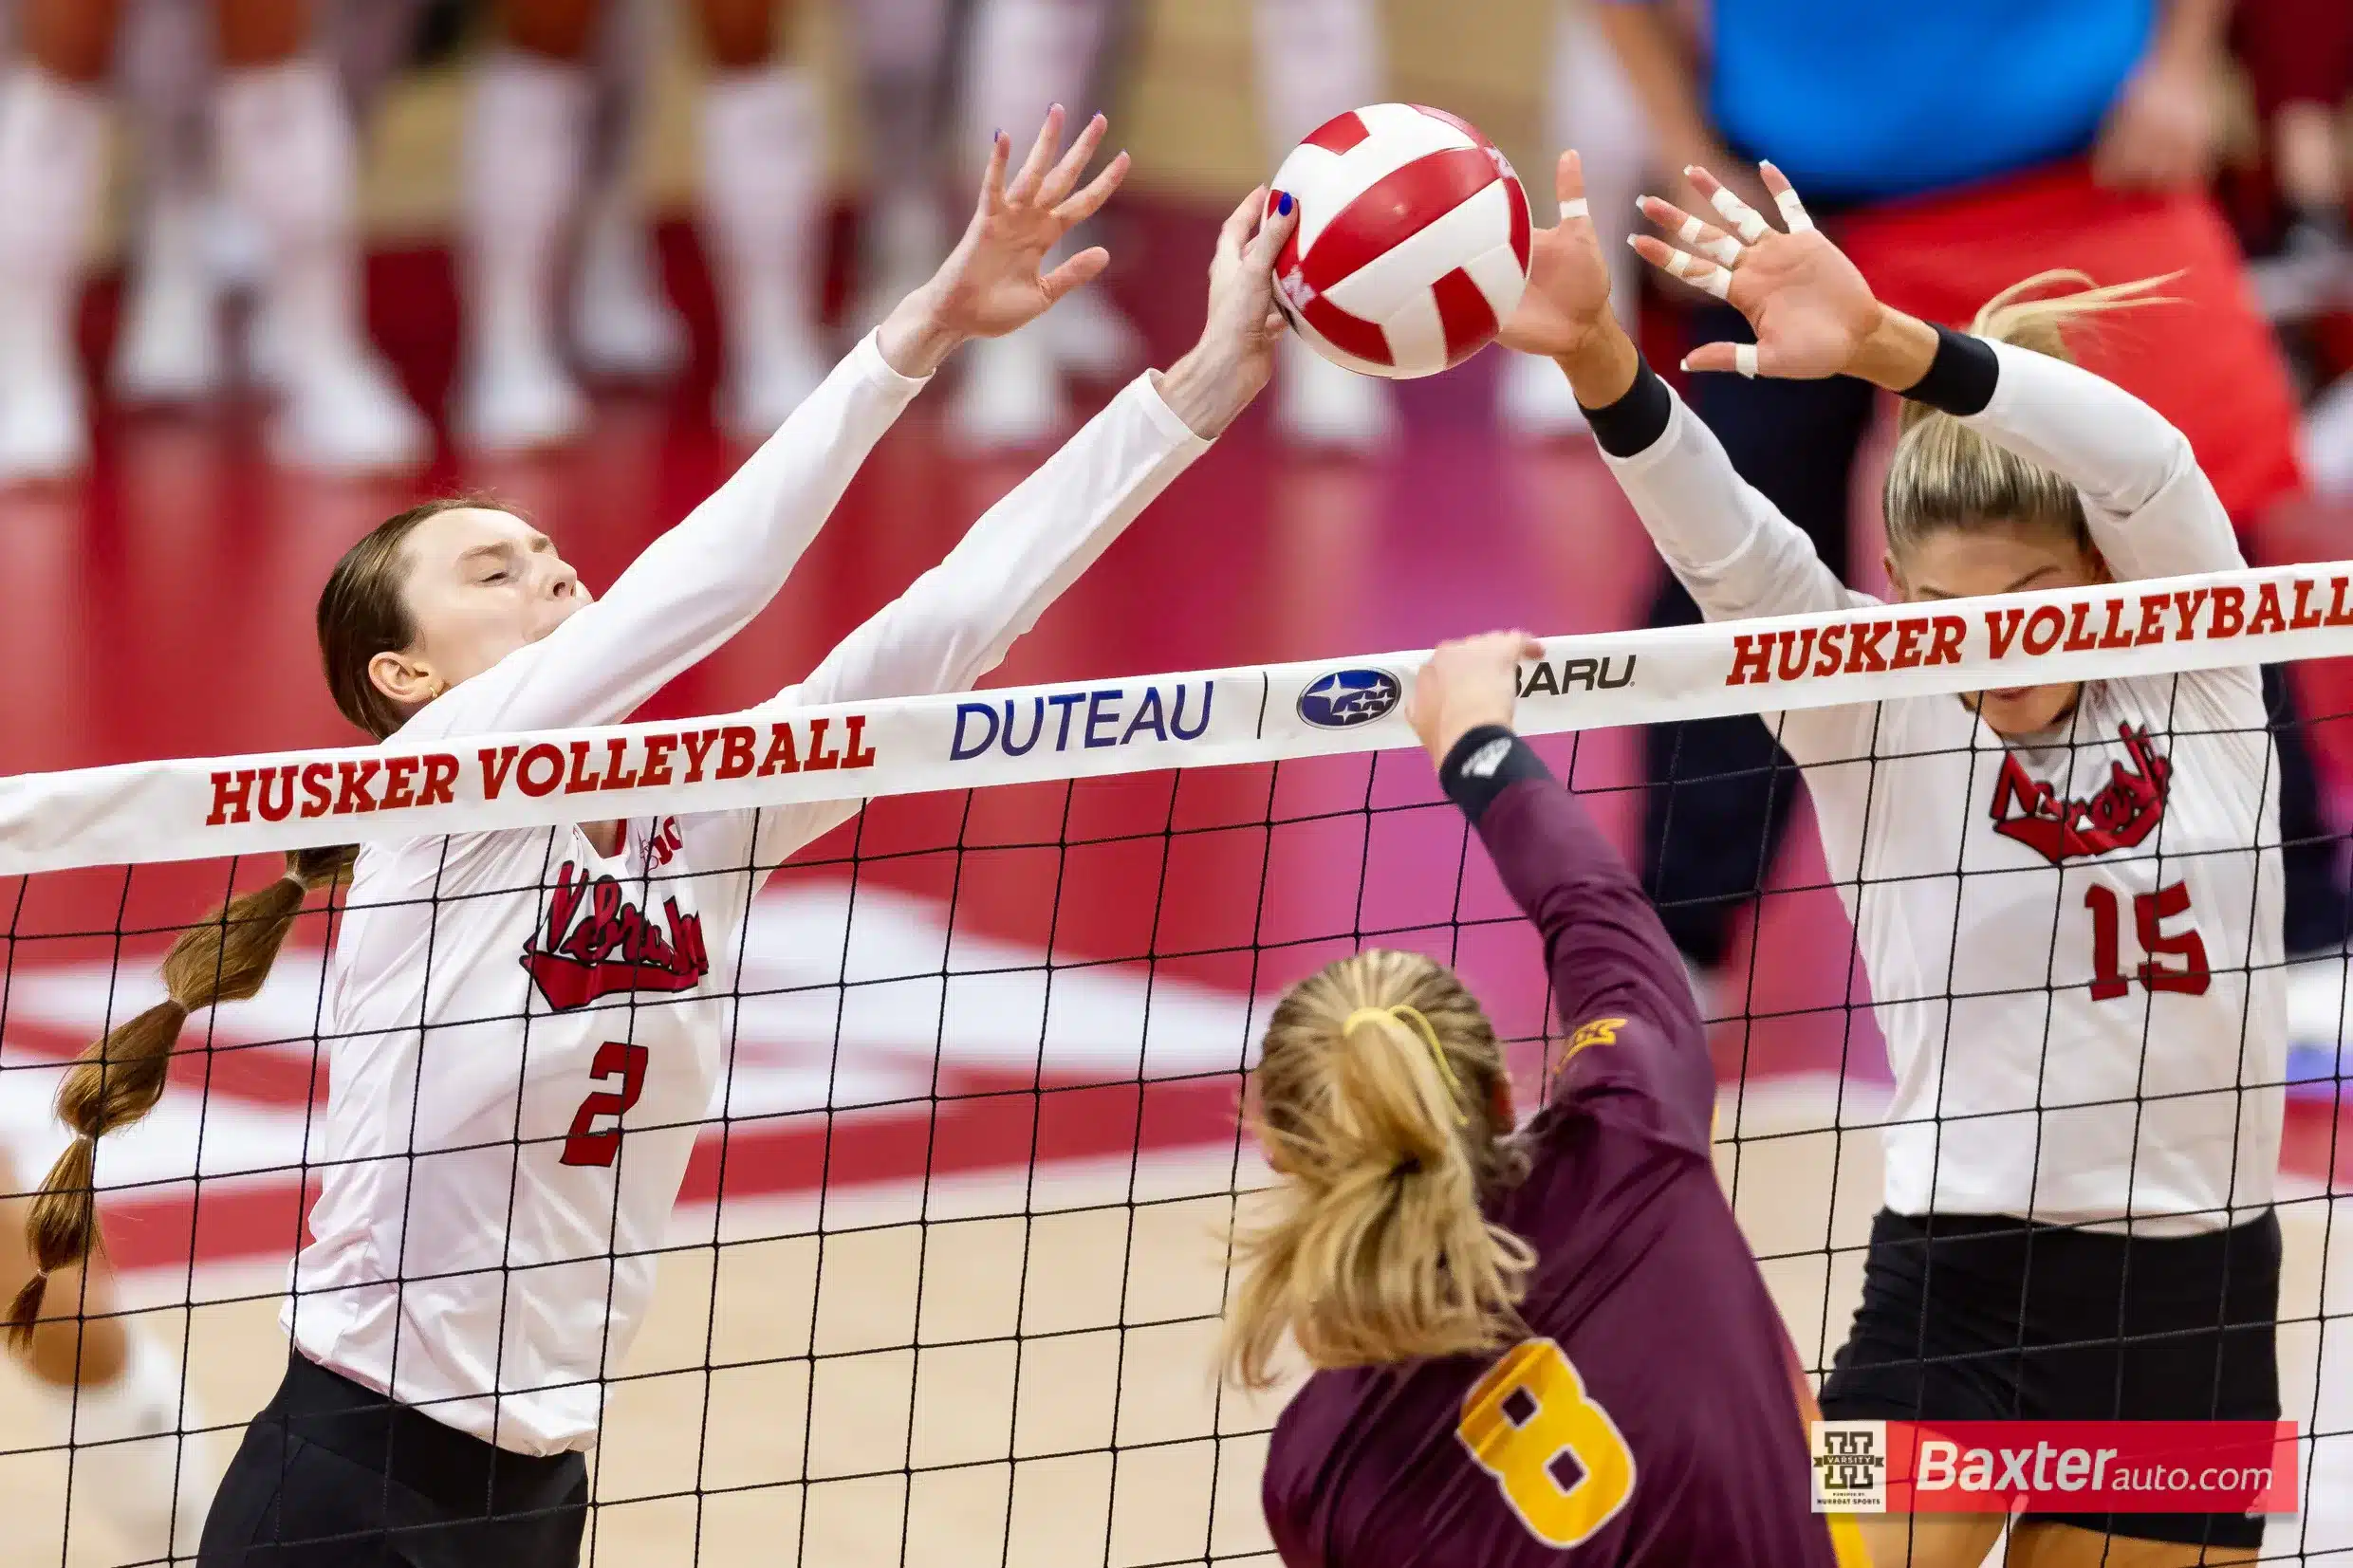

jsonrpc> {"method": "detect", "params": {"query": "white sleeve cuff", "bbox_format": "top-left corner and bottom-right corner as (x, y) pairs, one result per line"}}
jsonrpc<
(1129, 369), (1217, 453)
(848, 328), (937, 396)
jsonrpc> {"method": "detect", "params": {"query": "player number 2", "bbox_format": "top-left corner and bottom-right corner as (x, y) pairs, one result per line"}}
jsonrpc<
(561, 1042), (649, 1167)
(2085, 882), (2209, 1001)
(1456, 1338), (1636, 1547)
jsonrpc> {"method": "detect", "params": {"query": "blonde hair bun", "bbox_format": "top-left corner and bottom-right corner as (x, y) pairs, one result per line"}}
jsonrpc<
(1883, 270), (2177, 558)
(1896, 269), (2179, 434)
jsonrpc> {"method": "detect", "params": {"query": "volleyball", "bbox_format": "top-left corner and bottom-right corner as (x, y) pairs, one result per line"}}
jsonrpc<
(1268, 103), (1532, 379)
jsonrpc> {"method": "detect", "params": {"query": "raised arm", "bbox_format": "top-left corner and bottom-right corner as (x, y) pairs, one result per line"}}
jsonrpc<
(785, 187), (1293, 711)
(1498, 153), (1857, 625)
(1410, 635), (1715, 1153)
(1898, 332), (2237, 581)
(1638, 161), (2240, 581)
(684, 185), (1299, 886)
(411, 108), (1133, 740)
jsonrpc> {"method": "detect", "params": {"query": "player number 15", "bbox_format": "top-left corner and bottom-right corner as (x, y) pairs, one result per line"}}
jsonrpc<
(2084, 881), (2210, 1001)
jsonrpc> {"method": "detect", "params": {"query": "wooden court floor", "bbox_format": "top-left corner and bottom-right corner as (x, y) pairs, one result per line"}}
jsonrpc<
(7, 1086), (2353, 1567)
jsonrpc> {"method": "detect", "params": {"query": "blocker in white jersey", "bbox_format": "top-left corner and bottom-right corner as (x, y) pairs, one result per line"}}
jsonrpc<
(7, 109), (1300, 1568)
(1494, 151), (2286, 1563)
(1269, 102), (1531, 378)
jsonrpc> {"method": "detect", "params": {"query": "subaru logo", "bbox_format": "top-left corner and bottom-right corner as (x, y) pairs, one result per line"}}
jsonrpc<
(1297, 668), (1402, 729)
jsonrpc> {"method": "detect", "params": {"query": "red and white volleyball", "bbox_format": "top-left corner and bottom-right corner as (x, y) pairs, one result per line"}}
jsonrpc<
(1268, 103), (1531, 379)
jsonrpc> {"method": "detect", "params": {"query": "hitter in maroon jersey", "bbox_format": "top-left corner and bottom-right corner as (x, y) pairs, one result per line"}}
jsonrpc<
(1233, 632), (1864, 1568)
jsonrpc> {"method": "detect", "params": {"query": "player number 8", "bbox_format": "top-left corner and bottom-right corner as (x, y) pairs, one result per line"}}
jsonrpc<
(1456, 1338), (1637, 1547)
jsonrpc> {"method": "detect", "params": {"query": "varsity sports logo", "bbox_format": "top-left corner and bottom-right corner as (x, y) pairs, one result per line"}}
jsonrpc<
(1297, 668), (1403, 729)
(1989, 723), (2172, 865)
(522, 858), (711, 1011)
(1811, 1422), (1889, 1512)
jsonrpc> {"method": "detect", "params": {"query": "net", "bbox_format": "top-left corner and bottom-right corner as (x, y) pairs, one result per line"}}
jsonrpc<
(3, 563), (2351, 1566)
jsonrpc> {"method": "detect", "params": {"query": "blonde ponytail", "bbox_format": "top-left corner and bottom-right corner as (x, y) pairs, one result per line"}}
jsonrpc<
(1223, 950), (1532, 1391)
(1886, 270), (2178, 556)
(5, 845), (354, 1343)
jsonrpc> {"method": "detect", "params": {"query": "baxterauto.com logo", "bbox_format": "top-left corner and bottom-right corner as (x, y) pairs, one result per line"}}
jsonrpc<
(1297, 668), (1401, 729)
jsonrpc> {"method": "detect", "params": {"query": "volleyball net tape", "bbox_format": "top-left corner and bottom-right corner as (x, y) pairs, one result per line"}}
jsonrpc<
(9, 561), (2353, 874)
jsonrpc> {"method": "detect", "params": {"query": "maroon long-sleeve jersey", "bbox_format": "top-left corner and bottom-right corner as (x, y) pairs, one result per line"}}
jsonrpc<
(1259, 730), (1854, 1568)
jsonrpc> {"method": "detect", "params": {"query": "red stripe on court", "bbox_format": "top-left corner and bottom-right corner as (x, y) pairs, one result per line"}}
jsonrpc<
(1430, 266), (1498, 367)
(92, 1071), (1251, 1270)
(1299, 110), (1370, 155)
(85, 1080), (2353, 1271)
(1301, 147), (1506, 297)
(7, 1019), (328, 1108)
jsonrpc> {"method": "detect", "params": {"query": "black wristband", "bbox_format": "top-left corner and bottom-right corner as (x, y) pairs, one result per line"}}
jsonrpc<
(1439, 725), (1555, 824)
(1899, 324), (1999, 417)
(1579, 355), (1674, 458)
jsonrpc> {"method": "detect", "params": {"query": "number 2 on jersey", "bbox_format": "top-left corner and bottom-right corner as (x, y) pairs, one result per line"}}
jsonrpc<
(561, 1042), (649, 1167)
(2085, 882), (2209, 1001)
(1456, 1338), (1636, 1547)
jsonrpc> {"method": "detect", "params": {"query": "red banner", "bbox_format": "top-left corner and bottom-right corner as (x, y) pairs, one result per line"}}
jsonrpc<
(1811, 1421), (2300, 1515)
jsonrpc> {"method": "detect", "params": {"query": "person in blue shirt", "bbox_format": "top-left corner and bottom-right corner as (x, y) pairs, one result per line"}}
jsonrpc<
(1587, 0), (2342, 1057)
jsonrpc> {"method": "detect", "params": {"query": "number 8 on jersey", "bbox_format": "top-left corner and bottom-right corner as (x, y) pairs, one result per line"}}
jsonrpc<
(1456, 1338), (1637, 1547)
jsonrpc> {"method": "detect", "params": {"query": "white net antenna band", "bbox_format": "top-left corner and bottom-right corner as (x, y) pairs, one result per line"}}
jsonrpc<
(7, 562), (2352, 876)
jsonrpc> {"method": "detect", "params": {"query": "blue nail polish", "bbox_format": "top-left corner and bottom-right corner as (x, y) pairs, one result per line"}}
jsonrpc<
(1278, 192), (1294, 216)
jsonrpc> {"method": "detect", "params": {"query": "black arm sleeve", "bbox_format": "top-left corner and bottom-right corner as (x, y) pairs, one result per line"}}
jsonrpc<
(1577, 355), (1675, 458)
(1899, 325), (1999, 417)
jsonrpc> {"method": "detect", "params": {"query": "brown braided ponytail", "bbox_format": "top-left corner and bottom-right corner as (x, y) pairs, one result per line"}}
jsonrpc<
(4, 844), (356, 1343)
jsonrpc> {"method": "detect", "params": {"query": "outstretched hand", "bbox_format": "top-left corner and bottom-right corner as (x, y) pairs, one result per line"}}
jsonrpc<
(878, 106), (1129, 377)
(1496, 151), (1617, 361)
(1630, 163), (1881, 380)
(1409, 631), (1546, 770)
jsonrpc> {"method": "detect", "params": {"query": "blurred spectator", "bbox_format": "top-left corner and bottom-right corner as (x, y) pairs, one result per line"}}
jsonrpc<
(2236, 0), (2352, 267)
(0, 0), (427, 480)
(843, 0), (957, 335)
(938, 0), (1389, 452)
(1497, 0), (1658, 439)
(462, 0), (787, 452)
(2233, 0), (2353, 496)
(1593, 0), (2353, 1035)
(106, 0), (658, 415)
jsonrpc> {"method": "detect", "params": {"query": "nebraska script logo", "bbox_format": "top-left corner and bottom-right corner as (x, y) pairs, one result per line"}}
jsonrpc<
(1989, 724), (2172, 866)
(523, 860), (710, 1011)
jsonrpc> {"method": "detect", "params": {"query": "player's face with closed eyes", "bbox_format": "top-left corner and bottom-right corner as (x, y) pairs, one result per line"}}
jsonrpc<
(397, 507), (592, 691)
(1888, 522), (2108, 738)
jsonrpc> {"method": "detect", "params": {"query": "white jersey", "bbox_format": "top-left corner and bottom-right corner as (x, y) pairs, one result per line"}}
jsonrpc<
(287, 336), (1211, 1454)
(1603, 341), (2283, 1235)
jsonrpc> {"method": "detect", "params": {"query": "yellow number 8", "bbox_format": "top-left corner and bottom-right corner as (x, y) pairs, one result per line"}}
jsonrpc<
(1456, 1338), (1636, 1547)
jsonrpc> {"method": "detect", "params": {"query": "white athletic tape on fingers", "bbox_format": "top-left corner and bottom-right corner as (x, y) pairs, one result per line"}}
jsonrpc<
(1661, 248), (1732, 299)
(1709, 186), (1770, 244)
(1701, 234), (1744, 267)
(1677, 216), (1705, 245)
(1735, 343), (1759, 378)
(1774, 187), (1814, 233)
(1560, 197), (1587, 220)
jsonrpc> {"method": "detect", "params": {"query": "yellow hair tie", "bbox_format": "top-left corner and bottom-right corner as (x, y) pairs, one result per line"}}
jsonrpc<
(1341, 1005), (1469, 1126)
